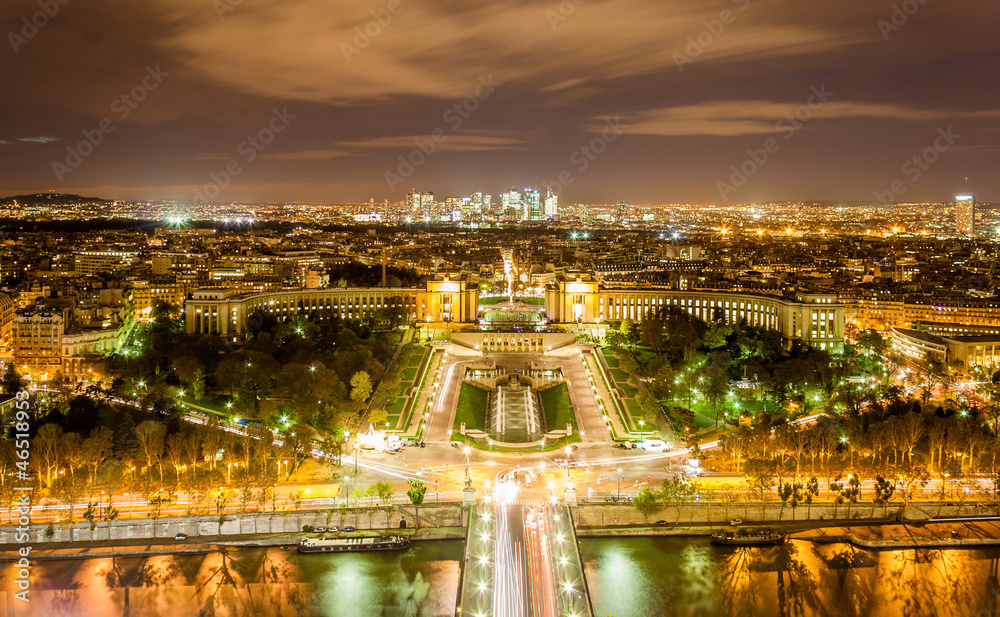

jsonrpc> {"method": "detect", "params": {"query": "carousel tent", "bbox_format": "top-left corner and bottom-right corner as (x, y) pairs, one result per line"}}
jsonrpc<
(358, 424), (386, 450)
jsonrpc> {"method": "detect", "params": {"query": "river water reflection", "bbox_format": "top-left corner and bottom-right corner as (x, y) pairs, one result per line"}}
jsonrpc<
(5, 538), (1000, 616)
(581, 537), (1000, 617)
(0, 541), (462, 617)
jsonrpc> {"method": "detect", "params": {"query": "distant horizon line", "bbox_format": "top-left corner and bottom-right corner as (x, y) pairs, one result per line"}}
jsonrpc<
(0, 191), (993, 208)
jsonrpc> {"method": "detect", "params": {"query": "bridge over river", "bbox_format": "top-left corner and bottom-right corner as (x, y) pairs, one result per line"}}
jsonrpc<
(459, 500), (594, 617)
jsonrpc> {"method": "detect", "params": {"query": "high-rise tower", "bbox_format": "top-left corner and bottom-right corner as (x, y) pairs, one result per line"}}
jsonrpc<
(956, 194), (975, 235)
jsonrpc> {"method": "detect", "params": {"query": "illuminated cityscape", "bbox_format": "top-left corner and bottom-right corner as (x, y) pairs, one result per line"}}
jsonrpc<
(2, 0), (1000, 615)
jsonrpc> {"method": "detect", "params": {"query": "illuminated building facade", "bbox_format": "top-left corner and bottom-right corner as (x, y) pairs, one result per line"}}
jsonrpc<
(544, 189), (558, 219)
(847, 296), (1000, 331)
(185, 276), (478, 336)
(892, 327), (1000, 369)
(956, 194), (975, 235)
(546, 275), (845, 351)
(523, 189), (541, 220)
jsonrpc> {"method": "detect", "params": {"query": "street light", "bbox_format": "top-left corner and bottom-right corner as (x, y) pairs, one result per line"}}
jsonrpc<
(617, 468), (623, 501)
(464, 446), (471, 479)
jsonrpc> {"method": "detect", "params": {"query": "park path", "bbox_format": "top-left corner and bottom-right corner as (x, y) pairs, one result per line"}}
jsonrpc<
(580, 352), (629, 442)
(557, 350), (615, 445)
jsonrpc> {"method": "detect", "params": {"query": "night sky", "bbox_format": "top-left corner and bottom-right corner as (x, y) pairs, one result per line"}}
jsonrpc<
(1, 0), (998, 204)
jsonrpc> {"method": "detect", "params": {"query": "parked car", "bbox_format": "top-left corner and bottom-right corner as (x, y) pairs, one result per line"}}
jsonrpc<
(174, 533), (188, 541)
(420, 441), (426, 448)
(451, 442), (460, 449)
(655, 521), (668, 527)
(329, 526), (339, 533)
(315, 527), (327, 533)
(730, 519), (743, 526)
(343, 526), (356, 532)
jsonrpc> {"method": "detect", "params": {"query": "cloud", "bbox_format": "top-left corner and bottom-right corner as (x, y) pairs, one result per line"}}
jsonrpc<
(607, 100), (1000, 137)
(331, 131), (528, 152)
(188, 130), (526, 163)
(146, 0), (860, 104)
(261, 148), (352, 161)
(0, 136), (60, 145)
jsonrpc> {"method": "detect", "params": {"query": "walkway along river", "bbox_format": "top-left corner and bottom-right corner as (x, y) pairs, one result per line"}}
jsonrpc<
(6, 535), (1000, 616)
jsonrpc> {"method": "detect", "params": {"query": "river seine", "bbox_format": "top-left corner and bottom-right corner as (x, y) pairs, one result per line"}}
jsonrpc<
(3, 538), (1000, 616)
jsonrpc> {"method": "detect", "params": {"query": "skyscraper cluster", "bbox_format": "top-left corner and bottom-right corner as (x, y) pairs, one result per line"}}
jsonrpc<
(406, 187), (558, 223)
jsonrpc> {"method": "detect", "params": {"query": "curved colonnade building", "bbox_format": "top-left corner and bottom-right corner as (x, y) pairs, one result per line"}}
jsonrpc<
(185, 274), (845, 352)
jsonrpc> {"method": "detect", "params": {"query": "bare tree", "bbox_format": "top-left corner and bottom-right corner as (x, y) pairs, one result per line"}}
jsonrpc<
(135, 421), (166, 481)
(35, 423), (63, 488)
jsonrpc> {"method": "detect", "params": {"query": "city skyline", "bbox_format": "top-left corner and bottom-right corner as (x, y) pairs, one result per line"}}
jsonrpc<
(1, 0), (998, 204)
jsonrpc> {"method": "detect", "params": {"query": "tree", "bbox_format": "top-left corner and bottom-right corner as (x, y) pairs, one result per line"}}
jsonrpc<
(617, 350), (640, 376)
(743, 457), (780, 501)
(620, 319), (638, 345)
(369, 408), (389, 427)
(721, 426), (752, 473)
(778, 481), (803, 520)
(171, 356), (205, 388)
(873, 475), (896, 518)
(640, 312), (665, 352)
(896, 464), (929, 508)
(632, 486), (663, 524)
(373, 480), (394, 527)
(317, 429), (343, 467)
(636, 390), (661, 423)
(407, 479), (427, 530)
(2, 364), (24, 395)
(837, 475), (862, 519)
(702, 364), (729, 429)
(649, 366), (675, 401)
(135, 421), (167, 480)
(350, 371), (373, 405)
(660, 477), (696, 520)
(81, 427), (114, 484)
(191, 369), (206, 403)
(35, 423), (63, 488)
(285, 423), (315, 467)
(804, 477), (820, 520)
(857, 330), (888, 356)
(52, 473), (87, 541)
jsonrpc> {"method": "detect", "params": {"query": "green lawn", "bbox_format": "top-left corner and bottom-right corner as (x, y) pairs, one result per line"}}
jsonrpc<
(451, 431), (581, 452)
(408, 351), (424, 367)
(538, 383), (576, 431)
(693, 413), (716, 430)
(479, 296), (546, 305)
(623, 399), (643, 426)
(610, 368), (629, 382)
(603, 354), (620, 368)
(386, 397), (406, 417)
(402, 367), (419, 382)
(455, 383), (488, 431)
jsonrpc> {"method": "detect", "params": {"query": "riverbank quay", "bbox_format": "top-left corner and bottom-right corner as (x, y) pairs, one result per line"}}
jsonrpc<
(0, 526), (466, 562)
(0, 502), (467, 545)
(576, 517), (890, 538)
(577, 517), (1000, 550)
(571, 501), (1000, 527)
(795, 518), (1000, 549)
